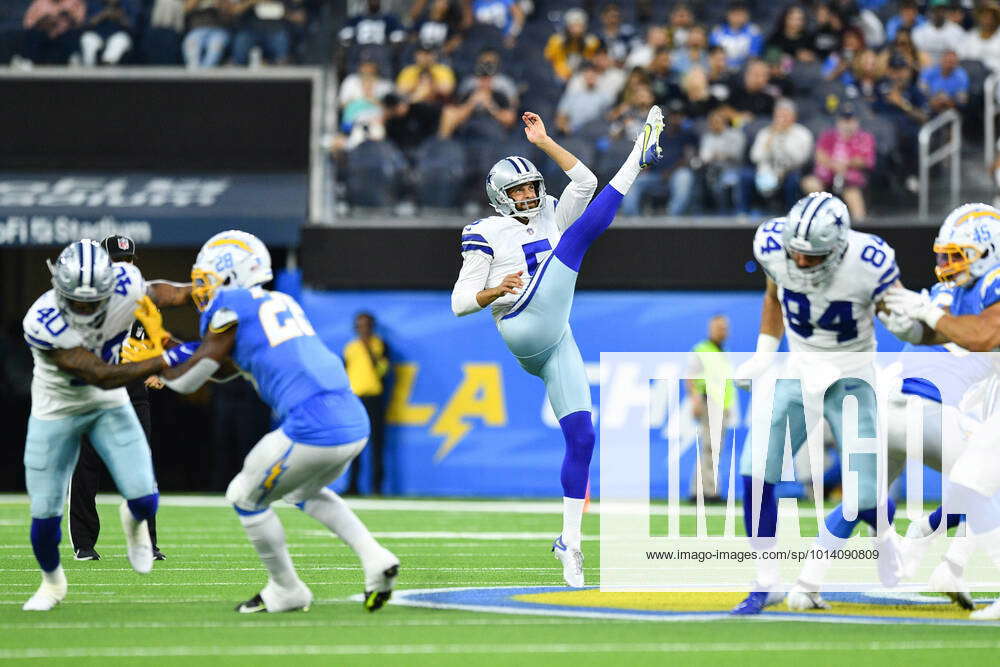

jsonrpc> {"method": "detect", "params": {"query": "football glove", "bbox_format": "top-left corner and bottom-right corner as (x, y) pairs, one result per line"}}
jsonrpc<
(133, 295), (171, 345)
(121, 336), (163, 363)
(877, 309), (924, 344)
(883, 286), (945, 329)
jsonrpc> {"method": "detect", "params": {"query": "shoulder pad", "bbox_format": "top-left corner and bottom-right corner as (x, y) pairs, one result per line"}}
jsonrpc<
(460, 219), (494, 258)
(22, 292), (78, 350)
(850, 232), (900, 299)
(753, 218), (786, 263)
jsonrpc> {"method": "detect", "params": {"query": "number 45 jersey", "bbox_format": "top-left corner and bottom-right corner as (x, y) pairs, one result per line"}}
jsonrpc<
(753, 219), (900, 358)
(201, 286), (369, 446)
(22, 262), (146, 419)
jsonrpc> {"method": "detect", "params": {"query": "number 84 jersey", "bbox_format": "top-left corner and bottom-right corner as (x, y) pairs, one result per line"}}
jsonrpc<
(753, 219), (900, 356)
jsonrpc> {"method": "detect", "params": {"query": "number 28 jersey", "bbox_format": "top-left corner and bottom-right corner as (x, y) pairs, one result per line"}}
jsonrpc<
(753, 219), (900, 357)
(201, 286), (368, 445)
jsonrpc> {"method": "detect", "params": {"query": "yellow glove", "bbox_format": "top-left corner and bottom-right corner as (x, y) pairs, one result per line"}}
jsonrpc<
(121, 336), (163, 363)
(133, 295), (171, 343)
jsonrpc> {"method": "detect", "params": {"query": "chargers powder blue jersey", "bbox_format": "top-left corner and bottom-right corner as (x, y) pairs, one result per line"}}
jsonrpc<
(201, 286), (369, 446)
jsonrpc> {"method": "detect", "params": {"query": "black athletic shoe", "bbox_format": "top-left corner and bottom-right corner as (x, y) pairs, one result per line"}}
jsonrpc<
(74, 548), (101, 561)
(363, 564), (400, 612)
(152, 548), (166, 561)
(235, 593), (267, 613)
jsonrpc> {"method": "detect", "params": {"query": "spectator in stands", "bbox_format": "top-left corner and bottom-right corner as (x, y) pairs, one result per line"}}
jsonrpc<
(566, 46), (624, 100)
(620, 100), (697, 216)
(396, 45), (455, 103)
(340, 51), (394, 132)
(913, 0), (964, 66)
(947, 0), (970, 31)
(626, 24), (669, 70)
(960, 2), (1000, 73)
(881, 26), (920, 72)
(706, 45), (731, 86)
(79, 0), (137, 66)
(456, 48), (518, 109)
(556, 60), (613, 135)
(710, 1), (763, 70)
(612, 66), (650, 107)
(339, 0), (406, 49)
(764, 46), (795, 97)
(470, 0), (524, 46)
(382, 91), (440, 156)
(230, 0), (303, 65)
(21, 0), (86, 64)
(803, 102), (876, 222)
(608, 81), (655, 143)
(700, 108), (746, 213)
(413, 0), (464, 53)
(884, 0), (924, 43)
(438, 56), (516, 141)
(727, 58), (778, 124)
(142, 0), (184, 64)
(810, 1), (844, 61)
(680, 66), (724, 119)
(919, 48), (969, 114)
(766, 4), (816, 62)
(668, 2), (696, 49)
(647, 46), (681, 106)
(844, 49), (884, 105)
(671, 24), (709, 76)
(839, 0), (887, 49)
(544, 8), (602, 82)
(875, 53), (927, 192)
(597, 3), (636, 66)
(182, 0), (230, 68)
(823, 26), (865, 83)
(740, 98), (813, 214)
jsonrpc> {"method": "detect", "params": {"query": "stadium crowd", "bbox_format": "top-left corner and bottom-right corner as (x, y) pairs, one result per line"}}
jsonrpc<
(332, 0), (998, 221)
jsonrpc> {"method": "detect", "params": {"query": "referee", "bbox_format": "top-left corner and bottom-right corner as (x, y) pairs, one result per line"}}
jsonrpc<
(69, 235), (165, 561)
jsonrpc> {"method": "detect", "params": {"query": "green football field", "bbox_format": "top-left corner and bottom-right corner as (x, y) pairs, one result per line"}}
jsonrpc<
(1, 496), (999, 666)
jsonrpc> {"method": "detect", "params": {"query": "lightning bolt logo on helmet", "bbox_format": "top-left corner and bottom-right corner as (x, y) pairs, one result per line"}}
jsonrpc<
(190, 230), (274, 311)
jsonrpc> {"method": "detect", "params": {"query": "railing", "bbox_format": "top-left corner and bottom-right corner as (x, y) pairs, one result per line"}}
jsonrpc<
(918, 109), (962, 220)
(985, 72), (1000, 170)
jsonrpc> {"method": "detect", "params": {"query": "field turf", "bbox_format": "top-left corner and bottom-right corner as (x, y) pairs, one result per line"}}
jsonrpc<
(1, 496), (999, 666)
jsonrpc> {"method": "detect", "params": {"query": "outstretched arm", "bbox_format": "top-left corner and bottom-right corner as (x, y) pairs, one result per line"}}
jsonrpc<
(147, 280), (192, 308)
(49, 347), (166, 390)
(523, 112), (598, 231)
(159, 327), (237, 393)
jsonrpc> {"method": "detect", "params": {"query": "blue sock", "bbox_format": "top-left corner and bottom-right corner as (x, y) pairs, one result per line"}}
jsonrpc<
(30, 516), (62, 572)
(741, 476), (777, 538)
(858, 498), (896, 532)
(559, 411), (595, 499)
(552, 186), (624, 272)
(825, 504), (858, 539)
(127, 493), (159, 523)
(927, 506), (964, 531)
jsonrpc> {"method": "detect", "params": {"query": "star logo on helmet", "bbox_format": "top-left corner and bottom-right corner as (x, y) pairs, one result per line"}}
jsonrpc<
(832, 215), (844, 228)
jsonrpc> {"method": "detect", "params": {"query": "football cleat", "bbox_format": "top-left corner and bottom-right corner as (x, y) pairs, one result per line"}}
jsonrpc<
(118, 501), (153, 575)
(74, 548), (101, 561)
(235, 593), (268, 614)
(363, 548), (401, 612)
(552, 536), (584, 588)
(786, 585), (831, 611)
(970, 599), (999, 620)
(152, 547), (166, 561)
(898, 519), (934, 580)
(638, 105), (664, 169)
(731, 589), (784, 615)
(929, 561), (974, 611)
(22, 570), (67, 612)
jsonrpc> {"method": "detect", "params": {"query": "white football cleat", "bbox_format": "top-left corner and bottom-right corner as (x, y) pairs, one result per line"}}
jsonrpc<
(363, 547), (400, 612)
(786, 585), (831, 611)
(929, 561), (974, 611)
(637, 105), (664, 169)
(898, 519), (935, 580)
(970, 599), (999, 620)
(241, 580), (313, 614)
(552, 536), (584, 588)
(119, 501), (153, 574)
(877, 529), (904, 588)
(22, 568), (67, 611)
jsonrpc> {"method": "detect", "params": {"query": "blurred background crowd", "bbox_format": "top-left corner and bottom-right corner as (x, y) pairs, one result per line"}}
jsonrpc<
(1, 0), (997, 220)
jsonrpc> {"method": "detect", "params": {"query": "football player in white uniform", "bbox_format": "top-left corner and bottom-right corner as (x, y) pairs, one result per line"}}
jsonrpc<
(20, 239), (191, 611)
(732, 192), (906, 614)
(451, 108), (663, 586)
(883, 203), (1000, 619)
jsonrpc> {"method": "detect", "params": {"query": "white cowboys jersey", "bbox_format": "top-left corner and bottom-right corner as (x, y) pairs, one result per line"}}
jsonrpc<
(753, 219), (899, 366)
(22, 262), (146, 419)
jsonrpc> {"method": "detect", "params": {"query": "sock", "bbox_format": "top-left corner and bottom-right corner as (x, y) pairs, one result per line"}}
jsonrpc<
(127, 492), (159, 523)
(944, 534), (976, 574)
(562, 497), (585, 549)
(558, 411), (595, 498)
(42, 565), (66, 587)
(237, 507), (301, 590)
(299, 488), (383, 565)
(798, 536), (844, 589)
(552, 186), (624, 271)
(858, 499), (896, 536)
(741, 476), (777, 544)
(927, 506), (963, 532)
(609, 137), (645, 195)
(30, 517), (62, 573)
(825, 503), (858, 539)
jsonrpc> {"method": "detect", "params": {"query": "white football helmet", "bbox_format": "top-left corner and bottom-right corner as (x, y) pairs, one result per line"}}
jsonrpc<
(191, 230), (273, 311)
(782, 192), (851, 292)
(933, 203), (1000, 287)
(47, 239), (116, 333)
(486, 156), (546, 219)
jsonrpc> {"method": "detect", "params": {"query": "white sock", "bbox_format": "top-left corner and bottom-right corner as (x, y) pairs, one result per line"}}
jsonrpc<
(301, 488), (383, 564)
(798, 534), (846, 590)
(42, 566), (66, 587)
(562, 497), (585, 548)
(910, 515), (934, 538)
(239, 509), (302, 590)
(755, 552), (781, 590)
(609, 139), (644, 195)
(944, 534), (976, 573)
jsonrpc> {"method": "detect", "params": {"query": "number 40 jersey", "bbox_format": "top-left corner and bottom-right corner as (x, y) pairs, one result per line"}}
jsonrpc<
(753, 218), (900, 357)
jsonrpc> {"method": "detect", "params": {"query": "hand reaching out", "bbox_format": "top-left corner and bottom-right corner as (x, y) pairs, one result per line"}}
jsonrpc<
(522, 112), (550, 145)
